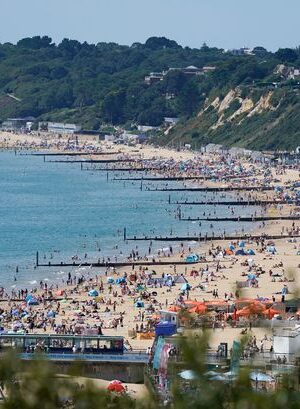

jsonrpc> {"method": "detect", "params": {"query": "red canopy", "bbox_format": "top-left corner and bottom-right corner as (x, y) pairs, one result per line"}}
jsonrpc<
(189, 304), (207, 314)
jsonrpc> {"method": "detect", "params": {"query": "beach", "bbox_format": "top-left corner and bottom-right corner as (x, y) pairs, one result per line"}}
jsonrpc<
(0, 129), (299, 371)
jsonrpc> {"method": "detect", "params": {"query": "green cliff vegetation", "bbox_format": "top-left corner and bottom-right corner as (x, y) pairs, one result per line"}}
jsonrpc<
(0, 36), (300, 149)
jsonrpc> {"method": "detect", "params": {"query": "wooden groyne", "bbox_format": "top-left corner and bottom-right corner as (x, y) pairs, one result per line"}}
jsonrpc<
(23, 152), (121, 156)
(84, 167), (156, 172)
(113, 176), (208, 181)
(173, 199), (298, 206)
(146, 186), (286, 193)
(125, 233), (300, 242)
(113, 174), (256, 182)
(48, 159), (134, 164)
(179, 215), (300, 222)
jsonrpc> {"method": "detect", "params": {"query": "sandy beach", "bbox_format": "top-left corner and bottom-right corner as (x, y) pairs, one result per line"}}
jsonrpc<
(0, 129), (299, 365)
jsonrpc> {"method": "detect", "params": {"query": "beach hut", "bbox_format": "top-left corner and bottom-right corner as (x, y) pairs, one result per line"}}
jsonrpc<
(155, 321), (176, 336)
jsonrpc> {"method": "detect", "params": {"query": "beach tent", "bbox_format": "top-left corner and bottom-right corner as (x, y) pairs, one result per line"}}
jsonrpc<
(181, 283), (191, 292)
(135, 301), (144, 308)
(235, 249), (246, 256)
(266, 245), (277, 254)
(173, 275), (187, 284)
(186, 254), (200, 263)
(27, 298), (39, 306)
(238, 241), (246, 248)
(225, 249), (234, 255)
(247, 249), (255, 256)
(25, 294), (35, 303)
(247, 273), (257, 280)
(47, 310), (55, 318)
(107, 277), (115, 284)
(88, 289), (99, 297)
(229, 244), (235, 251)
(116, 277), (126, 285)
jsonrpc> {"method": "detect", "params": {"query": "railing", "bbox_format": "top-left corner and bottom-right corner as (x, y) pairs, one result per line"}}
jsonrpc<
(19, 352), (149, 363)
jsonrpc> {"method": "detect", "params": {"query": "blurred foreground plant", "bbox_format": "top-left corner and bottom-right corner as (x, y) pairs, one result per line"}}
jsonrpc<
(0, 336), (299, 409)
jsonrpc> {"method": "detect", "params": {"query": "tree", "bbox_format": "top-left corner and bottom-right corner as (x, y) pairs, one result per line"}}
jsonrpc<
(275, 48), (298, 63)
(145, 37), (181, 50)
(17, 36), (53, 49)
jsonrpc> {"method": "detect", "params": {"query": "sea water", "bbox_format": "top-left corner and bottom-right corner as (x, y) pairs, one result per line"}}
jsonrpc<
(0, 151), (262, 289)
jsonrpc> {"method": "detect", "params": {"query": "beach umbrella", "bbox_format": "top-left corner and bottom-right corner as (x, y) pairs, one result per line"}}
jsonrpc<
(107, 277), (115, 284)
(229, 244), (235, 251)
(247, 273), (257, 280)
(107, 380), (125, 393)
(249, 372), (274, 382)
(247, 249), (255, 256)
(178, 370), (197, 380)
(238, 241), (246, 248)
(168, 305), (181, 312)
(55, 290), (63, 296)
(210, 375), (227, 382)
(263, 308), (281, 319)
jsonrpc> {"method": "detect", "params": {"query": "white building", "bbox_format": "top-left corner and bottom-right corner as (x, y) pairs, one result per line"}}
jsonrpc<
(39, 122), (81, 134)
(273, 327), (300, 362)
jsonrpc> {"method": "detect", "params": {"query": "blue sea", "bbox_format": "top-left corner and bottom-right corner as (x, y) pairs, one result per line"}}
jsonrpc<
(0, 150), (262, 289)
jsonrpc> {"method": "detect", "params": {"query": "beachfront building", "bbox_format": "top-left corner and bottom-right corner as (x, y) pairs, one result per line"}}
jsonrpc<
(273, 327), (300, 362)
(145, 65), (215, 85)
(39, 122), (81, 134)
(144, 72), (164, 85)
(1, 117), (35, 132)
